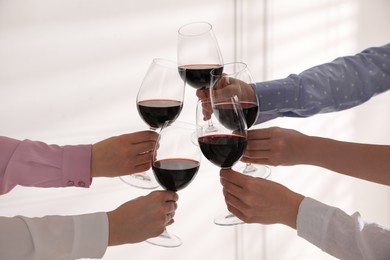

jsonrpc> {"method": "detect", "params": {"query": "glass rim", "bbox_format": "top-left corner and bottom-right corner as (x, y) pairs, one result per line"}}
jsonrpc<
(160, 120), (195, 131)
(210, 62), (247, 77)
(152, 58), (181, 70)
(178, 21), (213, 37)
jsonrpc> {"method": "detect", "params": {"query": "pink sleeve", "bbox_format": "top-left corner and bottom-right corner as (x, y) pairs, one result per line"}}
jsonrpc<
(0, 136), (92, 194)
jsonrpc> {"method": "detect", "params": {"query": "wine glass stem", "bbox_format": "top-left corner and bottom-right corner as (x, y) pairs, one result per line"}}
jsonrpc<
(159, 229), (171, 239)
(205, 118), (217, 133)
(243, 163), (257, 174)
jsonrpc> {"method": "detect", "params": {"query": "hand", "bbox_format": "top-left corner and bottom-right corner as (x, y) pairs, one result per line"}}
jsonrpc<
(196, 88), (209, 101)
(196, 77), (256, 121)
(91, 131), (158, 178)
(220, 169), (304, 229)
(196, 77), (256, 101)
(107, 190), (179, 245)
(242, 127), (308, 166)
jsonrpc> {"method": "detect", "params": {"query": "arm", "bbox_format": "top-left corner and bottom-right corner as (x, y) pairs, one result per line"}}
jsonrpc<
(302, 135), (390, 185)
(220, 169), (390, 260)
(0, 131), (163, 259)
(0, 136), (92, 194)
(297, 197), (390, 260)
(0, 191), (178, 260)
(0, 131), (158, 194)
(243, 127), (390, 185)
(254, 43), (390, 122)
(0, 213), (108, 260)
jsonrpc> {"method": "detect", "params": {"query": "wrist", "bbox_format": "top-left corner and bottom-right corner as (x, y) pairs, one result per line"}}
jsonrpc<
(298, 134), (318, 165)
(91, 143), (104, 178)
(107, 210), (118, 246)
(284, 192), (305, 229)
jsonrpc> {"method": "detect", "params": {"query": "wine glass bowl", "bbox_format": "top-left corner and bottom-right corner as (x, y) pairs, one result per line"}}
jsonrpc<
(147, 120), (201, 247)
(137, 59), (185, 130)
(177, 21), (223, 132)
(197, 99), (248, 169)
(210, 62), (271, 179)
(137, 99), (183, 131)
(210, 62), (258, 126)
(152, 121), (200, 192)
(196, 98), (248, 226)
(120, 58), (186, 189)
(177, 21), (224, 90)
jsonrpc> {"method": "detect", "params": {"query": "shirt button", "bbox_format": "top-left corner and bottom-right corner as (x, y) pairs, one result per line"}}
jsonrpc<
(78, 181), (86, 187)
(67, 180), (74, 186)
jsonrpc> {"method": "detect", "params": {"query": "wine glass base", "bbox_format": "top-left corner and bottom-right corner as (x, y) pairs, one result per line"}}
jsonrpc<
(235, 163), (271, 179)
(119, 172), (159, 190)
(214, 212), (244, 226)
(146, 232), (182, 248)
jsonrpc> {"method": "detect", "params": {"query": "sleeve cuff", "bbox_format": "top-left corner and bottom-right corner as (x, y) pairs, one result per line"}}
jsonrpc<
(253, 78), (299, 124)
(62, 144), (92, 188)
(296, 197), (336, 250)
(71, 212), (109, 259)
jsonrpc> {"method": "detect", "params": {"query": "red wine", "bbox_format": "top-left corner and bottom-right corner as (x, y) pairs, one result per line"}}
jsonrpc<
(152, 158), (200, 191)
(137, 99), (183, 129)
(198, 134), (247, 168)
(178, 64), (223, 89)
(214, 101), (259, 129)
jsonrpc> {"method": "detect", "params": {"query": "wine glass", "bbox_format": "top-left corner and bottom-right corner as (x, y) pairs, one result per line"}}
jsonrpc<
(210, 62), (271, 179)
(120, 58), (186, 189)
(178, 21), (224, 132)
(196, 98), (248, 226)
(147, 121), (201, 247)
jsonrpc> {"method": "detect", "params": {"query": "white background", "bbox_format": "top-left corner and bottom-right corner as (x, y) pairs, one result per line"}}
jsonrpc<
(0, 0), (389, 259)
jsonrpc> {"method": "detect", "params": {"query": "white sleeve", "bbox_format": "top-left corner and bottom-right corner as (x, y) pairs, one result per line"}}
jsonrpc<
(296, 197), (390, 260)
(0, 212), (108, 260)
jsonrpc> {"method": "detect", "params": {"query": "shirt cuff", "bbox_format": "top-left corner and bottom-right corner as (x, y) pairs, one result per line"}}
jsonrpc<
(62, 144), (92, 188)
(253, 79), (299, 124)
(71, 212), (109, 259)
(254, 78), (299, 111)
(296, 197), (336, 250)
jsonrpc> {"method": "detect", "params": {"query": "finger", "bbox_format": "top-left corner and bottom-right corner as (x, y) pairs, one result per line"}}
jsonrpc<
(243, 149), (272, 159)
(247, 128), (273, 140)
(196, 89), (209, 100)
(132, 153), (153, 167)
(246, 139), (272, 151)
(132, 142), (156, 155)
(164, 201), (177, 225)
(166, 217), (175, 226)
(220, 175), (245, 198)
(164, 191), (179, 202)
(201, 101), (213, 120)
(241, 156), (271, 165)
(220, 169), (249, 188)
(165, 201), (178, 214)
(225, 204), (246, 222)
(222, 188), (247, 213)
(165, 212), (174, 225)
(128, 131), (158, 144)
(201, 101), (213, 114)
(136, 151), (154, 162)
(132, 162), (152, 173)
(213, 77), (226, 90)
